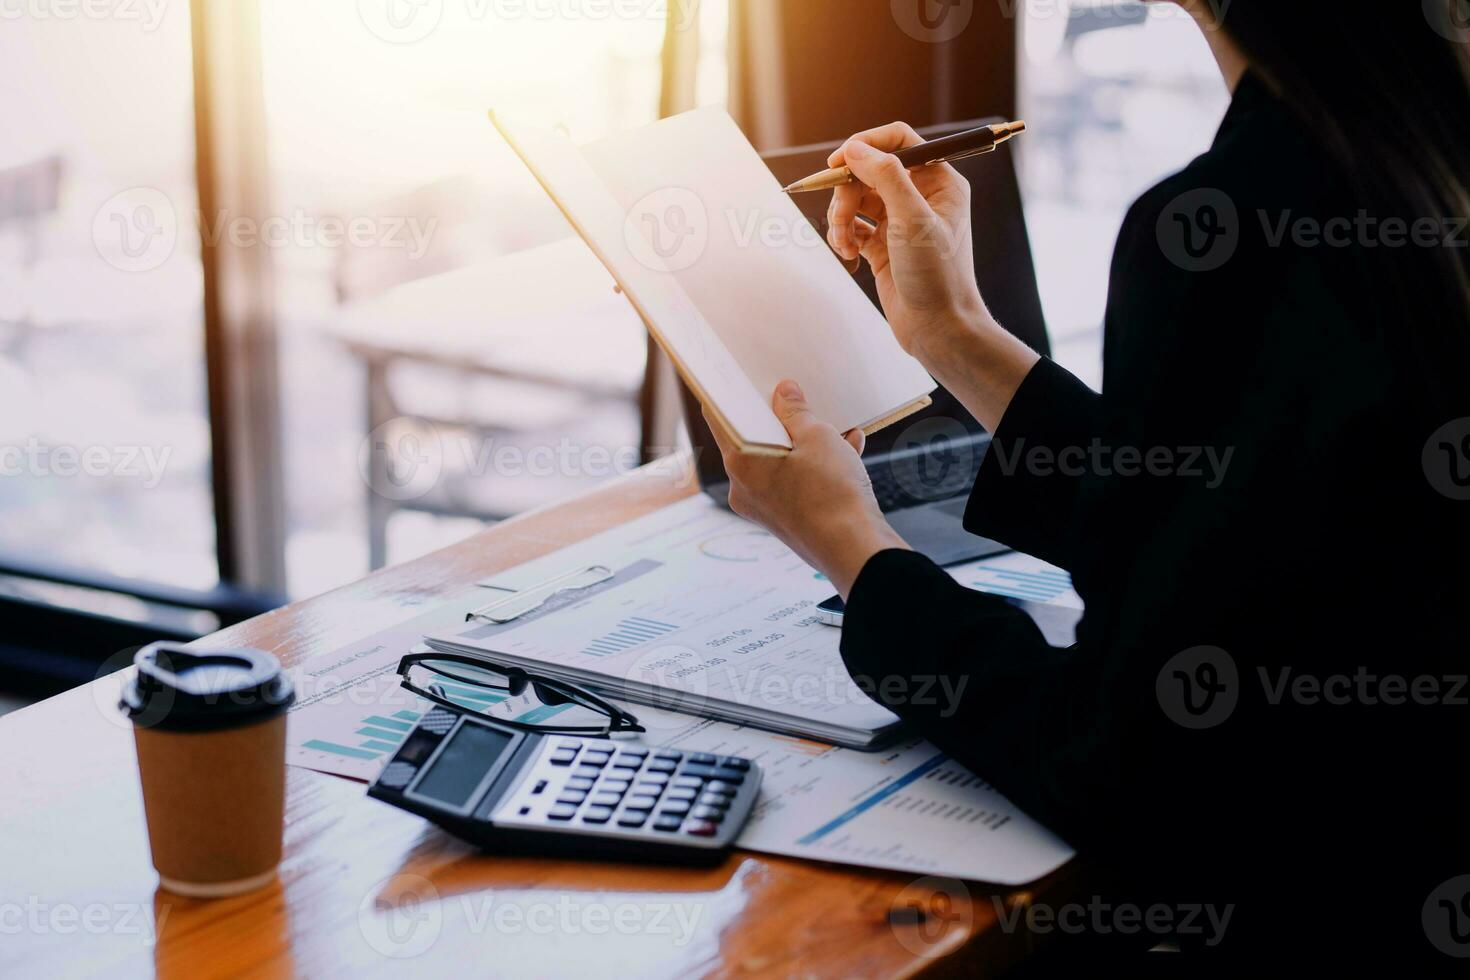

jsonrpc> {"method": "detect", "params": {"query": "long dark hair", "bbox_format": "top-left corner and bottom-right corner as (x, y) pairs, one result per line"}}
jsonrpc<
(1216, 0), (1470, 409)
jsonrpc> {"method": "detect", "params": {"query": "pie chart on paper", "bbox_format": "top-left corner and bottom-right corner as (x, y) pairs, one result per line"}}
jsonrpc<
(697, 530), (791, 563)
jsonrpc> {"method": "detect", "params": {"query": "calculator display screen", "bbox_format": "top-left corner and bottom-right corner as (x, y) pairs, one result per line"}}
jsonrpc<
(413, 722), (514, 808)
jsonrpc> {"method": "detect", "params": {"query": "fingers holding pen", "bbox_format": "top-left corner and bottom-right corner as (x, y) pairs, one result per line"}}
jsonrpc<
(826, 122), (925, 260)
(828, 182), (869, 260)
(829, 192), (886, 266)
(842, 140), (930, 222)
(826, 121), (926, 166)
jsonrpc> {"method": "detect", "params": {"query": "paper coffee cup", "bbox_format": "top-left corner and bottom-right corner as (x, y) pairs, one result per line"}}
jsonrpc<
(121, 643), (295, 898)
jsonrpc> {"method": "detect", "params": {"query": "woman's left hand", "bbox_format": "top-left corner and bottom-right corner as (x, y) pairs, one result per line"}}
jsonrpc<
(705, 380), (911, 599)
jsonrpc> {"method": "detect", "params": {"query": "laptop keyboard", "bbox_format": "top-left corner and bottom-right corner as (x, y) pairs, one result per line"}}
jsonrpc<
(870, 445), (986, 512)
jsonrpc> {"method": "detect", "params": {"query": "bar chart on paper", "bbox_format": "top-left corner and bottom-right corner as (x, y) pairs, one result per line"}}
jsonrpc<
(780, 752), (1073, 883)
(640, 711), (1075, 884)
(950, 552), (1083, 610)
(431, 496), (906, 746)
(288, 667), (586, 780)
(582, 616), (680, 657)
(301, 708), (424, 764)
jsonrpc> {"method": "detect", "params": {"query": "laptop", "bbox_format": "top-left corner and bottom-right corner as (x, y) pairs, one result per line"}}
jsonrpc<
(679, 118), (1052, 567)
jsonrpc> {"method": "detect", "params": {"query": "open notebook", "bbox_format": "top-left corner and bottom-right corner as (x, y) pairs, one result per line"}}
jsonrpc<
(493, 107), (936, 454)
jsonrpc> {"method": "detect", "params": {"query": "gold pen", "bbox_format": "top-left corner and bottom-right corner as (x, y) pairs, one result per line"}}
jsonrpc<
(783, 120), (1026, 195)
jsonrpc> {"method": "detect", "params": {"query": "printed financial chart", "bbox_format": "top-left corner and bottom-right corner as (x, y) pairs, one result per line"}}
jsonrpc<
(449, 519), (891, 728)
(951, 551), (1084, 610)
(641, 708), (1074, 884)
(283, 604), (582, 781)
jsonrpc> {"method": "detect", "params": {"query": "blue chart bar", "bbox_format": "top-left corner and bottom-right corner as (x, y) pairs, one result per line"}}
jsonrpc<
(582, 616), (679, 657)
(302, 707), (425, 763)
(303, 740), (379, 760)
(971, 567), (1072, 602)
(519, 704), (573, 726)
(363, 715), (414, 732)
(435, 682), (505, 706)
(360, 739), (400, 753)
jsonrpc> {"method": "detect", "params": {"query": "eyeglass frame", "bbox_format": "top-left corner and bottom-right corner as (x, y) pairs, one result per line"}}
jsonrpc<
(396, 651), (644, 737)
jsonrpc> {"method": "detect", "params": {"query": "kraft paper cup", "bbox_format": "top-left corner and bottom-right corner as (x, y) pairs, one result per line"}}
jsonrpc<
(121, 643), (295, 898)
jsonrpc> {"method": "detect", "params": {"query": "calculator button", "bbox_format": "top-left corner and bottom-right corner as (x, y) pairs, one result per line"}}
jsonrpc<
(635, 780), (667, 795)
(610, 757), (642, 771)
(665, 787), (697, 801)
(679, 764), (718, 780)
(637, 771), (670, 785)
(556, 790), (587, 805)
(658, 800), (691, 816)
(707, 776), (742, 793)
(625, 794), (660, 811)
(549, 751), (578, 766)
(618, 811), (649, 828)
(548, 805), (578, 821)
(654, 816), (683, 832)
(691, 805), (725, 822)
(689, 752), (717, 765)
(646, 759), (677, 774)
(719, 756), (751, 771)
(574, 765), (603, 779)
(600, 778), (631, 793)
(672, 776), (703, 789)
(685, 820), (719, 837)
(617, 747), (649, 758)
(556, 740), (583, 752)
(582, 806), (614, 824)
(579, 754), (609, 769)
(591, 792), (624, 807)
(653, 750), (682, 762)
(566, 777), (595, 792)
(697, 793), (730, 810)
(710, 768), (746, 785)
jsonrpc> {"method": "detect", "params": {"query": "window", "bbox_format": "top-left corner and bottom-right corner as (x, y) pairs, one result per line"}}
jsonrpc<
(257, 1), (731, 596)
(1019, 1), (1230, 390)
(0, 7), (217, 591)
(0, 2), (731, 698)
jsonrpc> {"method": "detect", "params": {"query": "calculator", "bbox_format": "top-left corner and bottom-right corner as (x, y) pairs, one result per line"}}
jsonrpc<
(367, 708), (761, 863)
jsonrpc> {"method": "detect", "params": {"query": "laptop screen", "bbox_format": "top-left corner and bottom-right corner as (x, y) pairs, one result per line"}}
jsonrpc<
(681, 118), (1050, 482)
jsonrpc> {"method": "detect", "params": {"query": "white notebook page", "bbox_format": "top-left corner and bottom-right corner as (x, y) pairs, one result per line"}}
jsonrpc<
(496, 115), (790, 448)
(583, 108), (934, 434)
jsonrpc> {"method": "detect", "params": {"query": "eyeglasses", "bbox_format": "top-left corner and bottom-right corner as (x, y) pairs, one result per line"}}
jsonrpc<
(396, 652), (644, 737)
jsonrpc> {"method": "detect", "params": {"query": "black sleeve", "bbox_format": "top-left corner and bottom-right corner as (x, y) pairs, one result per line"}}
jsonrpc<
(963, 357), (1102, 571)
(839, 549), (1110, 845)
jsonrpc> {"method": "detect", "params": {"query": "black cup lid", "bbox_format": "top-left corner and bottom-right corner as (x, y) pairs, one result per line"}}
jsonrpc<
(120, 642), (295, 732)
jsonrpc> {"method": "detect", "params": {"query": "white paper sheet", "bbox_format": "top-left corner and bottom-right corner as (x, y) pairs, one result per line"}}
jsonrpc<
(494, 114), (784, 447)
(584, 108), (934, 434)
(282, 498), (1075, 884)
(434, 495), (901, 746)
(495, 108), (935, 449)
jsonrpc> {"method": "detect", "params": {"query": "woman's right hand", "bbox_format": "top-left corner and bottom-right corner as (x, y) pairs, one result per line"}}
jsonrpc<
(827, 122), (987, 357)
(827, 122), (1041, 434)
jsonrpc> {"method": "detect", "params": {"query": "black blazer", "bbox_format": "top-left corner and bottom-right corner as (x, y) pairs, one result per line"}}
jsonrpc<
(841, 73), (1469, 966)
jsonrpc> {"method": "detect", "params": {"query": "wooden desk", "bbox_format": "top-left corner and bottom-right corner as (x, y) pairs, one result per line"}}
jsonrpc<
(0, 459), (1071, 978)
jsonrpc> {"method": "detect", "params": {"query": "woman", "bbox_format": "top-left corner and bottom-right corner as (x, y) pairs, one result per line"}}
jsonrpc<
(710, 1), (1470, 966)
